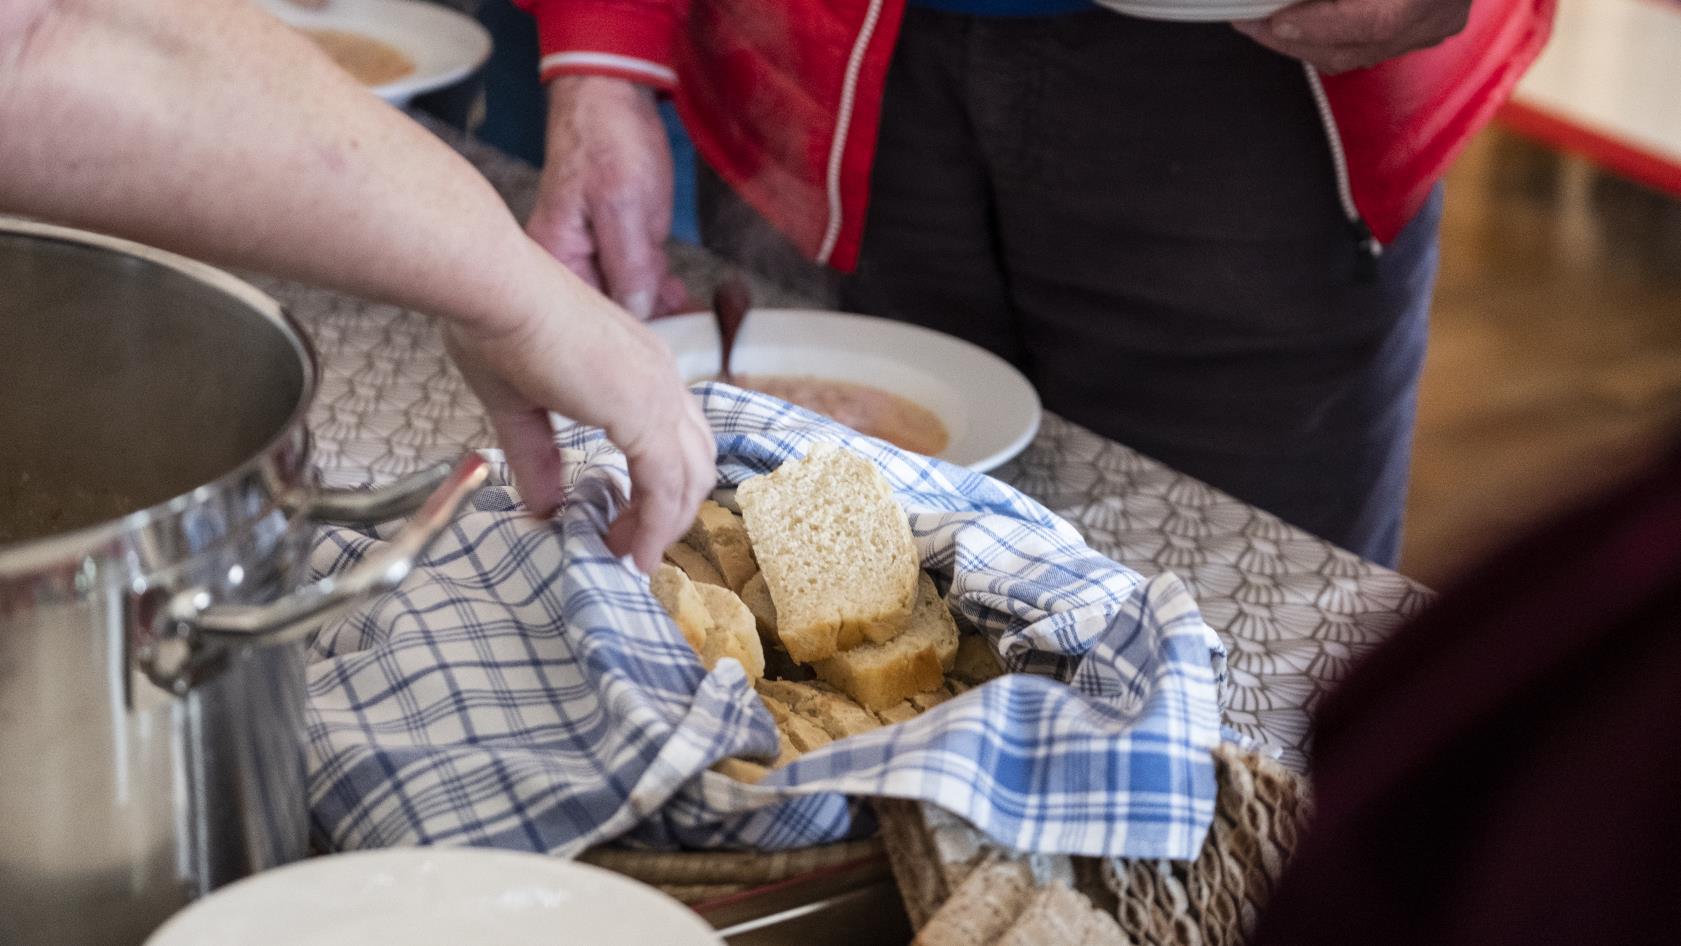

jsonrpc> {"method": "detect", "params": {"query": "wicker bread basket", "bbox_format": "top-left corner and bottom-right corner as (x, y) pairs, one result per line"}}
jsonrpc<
(582, 742), (1308, 945)
(877, 742), (1311, 946)
(578, 836), (885, 905)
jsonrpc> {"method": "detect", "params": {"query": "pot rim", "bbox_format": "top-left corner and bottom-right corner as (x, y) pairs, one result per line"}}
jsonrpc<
(0, 217), (320, 576)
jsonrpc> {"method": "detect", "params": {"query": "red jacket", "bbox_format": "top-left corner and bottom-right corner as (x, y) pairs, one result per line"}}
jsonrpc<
(518, 0), (1555, 271)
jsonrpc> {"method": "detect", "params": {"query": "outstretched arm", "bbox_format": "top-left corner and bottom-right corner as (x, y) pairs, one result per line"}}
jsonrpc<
(0, 0), (714, 571)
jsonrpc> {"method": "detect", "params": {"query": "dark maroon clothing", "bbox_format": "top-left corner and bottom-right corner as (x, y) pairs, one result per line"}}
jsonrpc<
(1251, 448), (1681, 946)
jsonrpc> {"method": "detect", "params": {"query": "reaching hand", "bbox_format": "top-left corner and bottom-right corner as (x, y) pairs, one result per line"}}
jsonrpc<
(443, 243), (715, 573)
(1234, 0), (1471, 74)
(527, 75), (687, 320)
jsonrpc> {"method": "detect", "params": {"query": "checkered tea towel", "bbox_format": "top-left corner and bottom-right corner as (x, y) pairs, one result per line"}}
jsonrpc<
(305, 383), (1227, 860)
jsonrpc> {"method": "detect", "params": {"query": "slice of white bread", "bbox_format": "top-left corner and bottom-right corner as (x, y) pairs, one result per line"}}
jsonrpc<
(651, 564), (766, 681)
(757, 695), (808, 767)
(683, 500), (758, 592)
(739, 571), (778, 640)
(711, 758), (770, 784)
(757, 679), (882, 740)
(754, 679), (813, 713)
(993, 882), (1131, 946)
(771, 730), (802, 768)
(775, 681), (880, 740)
(802, 687), (882, 739)
(695, 583), (766, 680)
(664, 542), (727, 588)
(737, 444), (919, 662)
(757, 691), (794, 724)
(780, 711), (833, 753)
(650, 563), (710, 653)
(910, 856), (1036, 946)
(813, 572), (959, 710)
(746, 571), (809, 682)
(912, 684), (958, 712)
(876, 701), (920, 725)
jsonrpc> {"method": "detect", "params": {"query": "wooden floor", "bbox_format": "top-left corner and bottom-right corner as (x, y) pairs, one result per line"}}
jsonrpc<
(1401, 128), (1681, 585)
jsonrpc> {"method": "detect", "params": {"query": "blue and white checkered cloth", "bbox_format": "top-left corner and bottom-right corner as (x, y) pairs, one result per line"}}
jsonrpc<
(304, 384), (1227, 861)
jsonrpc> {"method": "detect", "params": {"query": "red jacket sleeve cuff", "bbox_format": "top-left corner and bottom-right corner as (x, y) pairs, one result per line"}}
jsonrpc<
(519, 0), (680, 90)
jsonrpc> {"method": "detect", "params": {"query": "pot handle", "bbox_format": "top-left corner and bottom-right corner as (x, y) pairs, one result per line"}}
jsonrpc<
(168, 453), (490, 647)
(296, 457), (486, 527)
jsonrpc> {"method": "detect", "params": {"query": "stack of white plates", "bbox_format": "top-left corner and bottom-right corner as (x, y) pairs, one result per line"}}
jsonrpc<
(1093, 0), (1290, 21)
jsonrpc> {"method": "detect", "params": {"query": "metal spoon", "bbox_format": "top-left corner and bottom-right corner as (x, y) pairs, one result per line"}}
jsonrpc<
(711, 273), (751, 385)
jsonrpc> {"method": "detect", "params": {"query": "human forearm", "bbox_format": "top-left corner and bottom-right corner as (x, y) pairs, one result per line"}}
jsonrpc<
(0, 0), (562, 339)
(0, 0), (716, 568)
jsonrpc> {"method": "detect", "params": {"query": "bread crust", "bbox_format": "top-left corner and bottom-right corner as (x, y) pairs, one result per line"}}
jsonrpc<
(683, 500), (759, 592)
(813, 573), (959, 710)
(650, 564), (710, 654)
(664, 542), (727, 588)
(738, 444), (918, 662)
(696, 583), (766, 680)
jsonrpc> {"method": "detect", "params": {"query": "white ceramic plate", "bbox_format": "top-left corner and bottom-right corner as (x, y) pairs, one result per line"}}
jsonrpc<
(257, 0), (492, 106)
(651, 308), (1042, 472)
(1091, 0), (1291, 19)
(145, 848), (723, 946)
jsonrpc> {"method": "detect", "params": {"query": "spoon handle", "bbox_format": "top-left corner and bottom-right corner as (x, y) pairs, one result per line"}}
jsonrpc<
(712, 273), (752, 384)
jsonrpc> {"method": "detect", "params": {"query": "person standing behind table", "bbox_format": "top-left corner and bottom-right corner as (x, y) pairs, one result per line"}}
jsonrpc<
(0, 0), (715, 572)
(1248, 441), (1681, 946)
(511, 0), (1554, 567)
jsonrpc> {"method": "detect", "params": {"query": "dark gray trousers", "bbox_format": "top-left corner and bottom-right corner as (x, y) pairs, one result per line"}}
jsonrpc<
(839, 8), (1442, 566)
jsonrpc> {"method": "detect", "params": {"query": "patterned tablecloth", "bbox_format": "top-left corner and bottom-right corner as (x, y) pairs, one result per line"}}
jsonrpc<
(247, 119), (1433, 774)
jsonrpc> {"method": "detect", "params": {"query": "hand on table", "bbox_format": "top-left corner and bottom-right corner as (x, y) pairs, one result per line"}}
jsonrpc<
(528, 75), (687, 320)
(1234, 0), (1471, 74)
(443, 254), (715, 573)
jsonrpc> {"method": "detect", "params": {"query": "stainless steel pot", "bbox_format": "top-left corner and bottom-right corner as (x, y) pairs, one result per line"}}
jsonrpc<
(0, 219), (489, 946)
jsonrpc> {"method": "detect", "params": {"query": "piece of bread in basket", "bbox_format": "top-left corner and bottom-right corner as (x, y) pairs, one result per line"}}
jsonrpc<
(737, 443), (920, 661)
(655, 444), (1000, 769)
(651, 563), (765, 681)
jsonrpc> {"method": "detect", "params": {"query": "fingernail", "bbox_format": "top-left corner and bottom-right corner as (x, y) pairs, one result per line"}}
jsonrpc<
(622, 290), (654, 321)
(1273, 20), (1302, 39)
